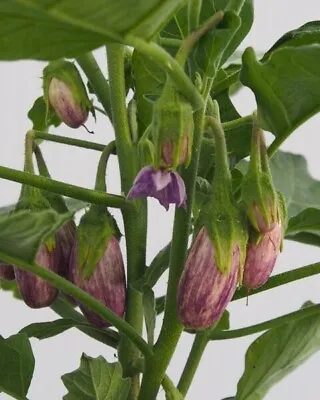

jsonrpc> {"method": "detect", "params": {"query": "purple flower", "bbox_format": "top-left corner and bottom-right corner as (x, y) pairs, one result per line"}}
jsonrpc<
(177, 227), (239, 329)
(127, 165), (187, 210)
(243, 223), (282, 290)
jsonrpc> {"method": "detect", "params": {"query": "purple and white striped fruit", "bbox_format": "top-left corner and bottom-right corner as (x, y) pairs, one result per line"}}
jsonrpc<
(178, 228), (239, 329)
(69, 236), (126, 328)
(243, 223), (282, 290)
(14, 243), (59, 308)
(43, 60), (93, 129)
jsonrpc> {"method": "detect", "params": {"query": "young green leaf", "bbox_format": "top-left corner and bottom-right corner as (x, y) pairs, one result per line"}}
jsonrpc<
(62, 354), (131, 400)
(143, 286), (156, 345)
(236, 302), (320, 400)
(0, 334), (35, 400)
(240, 43), (320, 139)
(28, 96), (61, 132)
(0, 210), (72, 262)
(286, 208), (320, 235)
(0, 1), (186, 60)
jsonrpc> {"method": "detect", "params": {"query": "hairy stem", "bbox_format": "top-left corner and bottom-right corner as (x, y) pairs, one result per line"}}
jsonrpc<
(34, 131), (106, 152)
(211, 303), (320, 340)
(177, 329), (211, 396)
(51, 296), (119, 348)
(94, 141), (116, 192)
(107, 43), (147, 399)
(0, 165), (127, 208)
(76, 52), (112, 121)
(139, 104), (207, 400)
(188, 0), (203, 32)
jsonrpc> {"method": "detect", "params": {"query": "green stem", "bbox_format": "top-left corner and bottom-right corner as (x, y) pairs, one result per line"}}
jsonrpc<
(222, 115), (253, 131)
(211, 304), (320, 340)
(51, 296), (119, 348)
(177, 330), (211, 396)
(0, 165), (127, 208)
(233, 262), (320, 301)
(139, 104), (207, 400)
(188, 0), (203, 32)
(211, 69), (240, 95)
(34, 131), (106, 152)
(159, 37), (183, 48)
(144, 242), (171, 288)
(76, 52), (112, 121)
(248, 113), (261, 175)
(125, 36), (204, 110)
(162, 375), (184, 399)
(205, 116), (232, 185)
(267, 135), (285, 158)
(155, 262), (320, 315)
(176, 11), (224, 66)
(0, 251), (151, 357)
(94, 141), (116, 192)
(107, 43), (147, 398)
(24, 131), (35, 174)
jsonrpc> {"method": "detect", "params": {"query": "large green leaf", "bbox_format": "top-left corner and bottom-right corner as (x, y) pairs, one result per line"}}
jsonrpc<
(62, 354), (131, 400)
(269, 152), (320, 219)
(0, 334), (35, 400)
(240, 43), (320, 138)
(0, 209), (72, 262)
(0, 0), (185, 60)
(236, 302), (320, 400)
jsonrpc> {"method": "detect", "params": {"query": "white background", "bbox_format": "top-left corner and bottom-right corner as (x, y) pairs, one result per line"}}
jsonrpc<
(0, 1), (320, 399)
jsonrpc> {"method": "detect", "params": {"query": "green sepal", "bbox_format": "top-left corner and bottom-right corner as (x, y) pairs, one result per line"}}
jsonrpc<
(277, 191), (288, 251)
(76, 205), (121, 279)
(138, 126), (155, 167)
(42, 59), (93, 125)
(198, 191), (248, 281)
(14, 189), (57, 252)
(241, 125), (280, 233)
(241, 169), (279, 231)
(152, 82), (193, 169)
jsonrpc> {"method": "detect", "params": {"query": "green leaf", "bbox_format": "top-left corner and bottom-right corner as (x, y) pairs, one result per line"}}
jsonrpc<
(0, 197), (86, 216)
(268, 152), (320, 219)
(143, 286), (156, 346)
(0, 334), (35, 400)
(28, 96), (61, 132)
(19, 318), (119, 345)
(194, 11), (241, 77)
(0, 210), (72, 262)
(286, 208), (320, 235)
(240, 43), (320, 138)
(0, 279), (21, 299)
(132, 50), (166, 136)
(264, 21), (320, 57)
(0, 0), (185, 60)
(62, 354), (131, 400)
(236, 302), (320, 400)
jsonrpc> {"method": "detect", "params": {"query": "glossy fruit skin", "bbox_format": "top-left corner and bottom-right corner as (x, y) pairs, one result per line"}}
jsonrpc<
(69, 237), (126, 328)
(177, 228), (240, 329)
(14, 244), (60, 308)
(48, 77), (88, 128)
(243, 224), (282, 290)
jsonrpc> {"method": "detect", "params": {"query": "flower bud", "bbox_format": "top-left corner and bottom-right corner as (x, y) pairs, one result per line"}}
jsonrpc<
(127, 165), (187, 210)
(0, 263), (15, 281)
(243, 223), (282, 290)
(43, 60), (93, 128)
(178, 228), (239, 329)
(68, 206), (126, 327)
(153, 84), (193, 169)
(14, 243), (59, 308)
